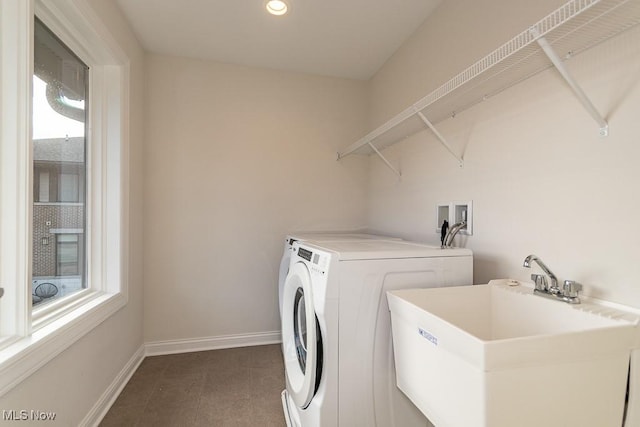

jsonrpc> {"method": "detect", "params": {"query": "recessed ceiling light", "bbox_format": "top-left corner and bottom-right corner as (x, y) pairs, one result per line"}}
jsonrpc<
(265, 0), (289, 16)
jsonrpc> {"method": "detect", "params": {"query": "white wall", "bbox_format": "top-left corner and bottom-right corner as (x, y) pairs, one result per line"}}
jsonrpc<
(0, 0), (145, 424)
(367, 0), (640, 307)
(143, 54), (368, 343)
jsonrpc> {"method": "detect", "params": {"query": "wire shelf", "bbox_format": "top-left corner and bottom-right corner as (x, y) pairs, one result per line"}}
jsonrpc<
(338, 0), (640, 159)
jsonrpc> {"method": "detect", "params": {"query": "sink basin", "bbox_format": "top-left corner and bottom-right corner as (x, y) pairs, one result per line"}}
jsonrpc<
(387, 279), (639, 427)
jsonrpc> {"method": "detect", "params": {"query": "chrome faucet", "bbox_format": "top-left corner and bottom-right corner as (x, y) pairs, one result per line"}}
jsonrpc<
(522, 254), (581, 304)
(523, 254), (559, 293)
(441, 221), (466, 249)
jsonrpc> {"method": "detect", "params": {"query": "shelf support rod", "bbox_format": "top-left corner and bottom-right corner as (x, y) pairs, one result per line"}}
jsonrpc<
(367, 141), (401, 178)
(415, 110), (464, 166)
(534, 32), (609, 137)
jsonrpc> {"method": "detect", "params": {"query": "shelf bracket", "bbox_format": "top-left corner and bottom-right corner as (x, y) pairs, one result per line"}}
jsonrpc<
(415, 110), (464, 166)
(367, 141), (401, 178)
(533, 30), (609, 137)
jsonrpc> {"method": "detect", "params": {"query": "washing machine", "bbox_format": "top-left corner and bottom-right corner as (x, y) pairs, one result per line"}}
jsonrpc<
(278, 232), (401, 320)
(280, 239), (473, 427)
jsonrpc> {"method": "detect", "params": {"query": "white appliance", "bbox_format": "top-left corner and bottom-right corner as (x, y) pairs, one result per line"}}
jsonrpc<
(278, 232), (400, 319)
(280, 240), (473, 427)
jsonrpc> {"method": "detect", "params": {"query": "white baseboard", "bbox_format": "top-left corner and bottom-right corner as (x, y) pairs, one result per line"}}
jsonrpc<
(145, 330), (282, 356)
(80, 344), (145, 427)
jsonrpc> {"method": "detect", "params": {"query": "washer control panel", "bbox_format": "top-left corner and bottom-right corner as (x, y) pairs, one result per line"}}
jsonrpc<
(298, 247), (313, 262)
(296, 246), (328, 276)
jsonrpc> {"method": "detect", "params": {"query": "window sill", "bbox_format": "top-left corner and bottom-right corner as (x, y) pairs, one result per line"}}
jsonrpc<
(0, 291), (126, 397)
(34, 202), (84, 206)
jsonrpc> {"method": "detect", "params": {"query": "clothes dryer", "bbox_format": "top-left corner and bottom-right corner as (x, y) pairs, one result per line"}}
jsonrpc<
(280, 240), (473, 427)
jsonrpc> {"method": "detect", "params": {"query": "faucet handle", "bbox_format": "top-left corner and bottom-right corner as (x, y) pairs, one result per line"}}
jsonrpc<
(531, 274), (547, 291)
(563, 280), (582, 298)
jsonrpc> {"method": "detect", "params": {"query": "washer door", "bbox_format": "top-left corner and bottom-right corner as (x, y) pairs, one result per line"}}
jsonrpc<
(282, 261), (318, 409)
(278, 245), (294, 319)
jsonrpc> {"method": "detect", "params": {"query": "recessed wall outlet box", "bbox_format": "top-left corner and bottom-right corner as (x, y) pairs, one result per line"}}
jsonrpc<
(453, 201), (473, 236)
(436, 204), (450, 232)
(436, 201), (473, 236)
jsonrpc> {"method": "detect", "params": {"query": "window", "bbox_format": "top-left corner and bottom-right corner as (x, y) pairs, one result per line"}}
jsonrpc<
(34, 163), (86, 203)
(0, 0), (129, 395)
(56, 234), (82, 276)
(32, 18), (87, 307)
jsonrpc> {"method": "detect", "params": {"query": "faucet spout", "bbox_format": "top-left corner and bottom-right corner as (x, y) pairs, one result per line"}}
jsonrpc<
(522, 255), (580, 304)
(522, 254), (558, 291)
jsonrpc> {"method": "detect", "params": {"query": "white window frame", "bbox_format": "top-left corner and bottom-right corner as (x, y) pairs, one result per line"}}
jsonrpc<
(0, 0), (129, 396)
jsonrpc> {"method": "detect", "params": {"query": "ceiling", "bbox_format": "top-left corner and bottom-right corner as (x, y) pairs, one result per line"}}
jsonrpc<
(115, 0), (442, 80)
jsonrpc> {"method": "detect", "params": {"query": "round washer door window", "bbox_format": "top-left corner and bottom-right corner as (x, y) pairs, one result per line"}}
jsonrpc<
(282, 261), (318, 408)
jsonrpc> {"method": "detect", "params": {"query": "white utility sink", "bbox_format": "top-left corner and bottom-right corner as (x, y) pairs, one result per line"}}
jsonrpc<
(387, 279), (640, 427)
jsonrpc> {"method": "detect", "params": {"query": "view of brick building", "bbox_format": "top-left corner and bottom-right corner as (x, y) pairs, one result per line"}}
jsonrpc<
(32, 136), (85, 303)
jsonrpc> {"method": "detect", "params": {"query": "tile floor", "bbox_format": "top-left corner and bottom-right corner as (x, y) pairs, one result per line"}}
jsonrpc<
(100, 344), (286, 426)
